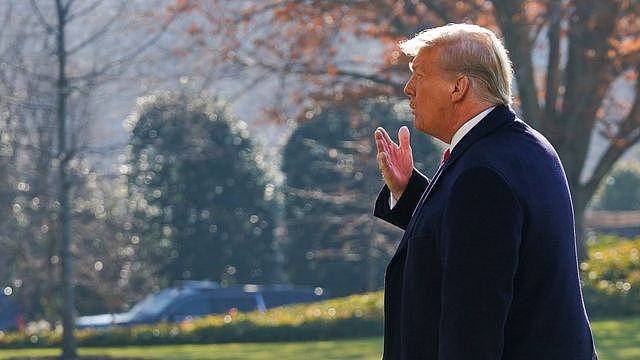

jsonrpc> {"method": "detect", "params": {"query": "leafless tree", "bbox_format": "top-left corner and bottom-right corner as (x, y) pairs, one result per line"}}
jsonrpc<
(0, 1), (176, 357)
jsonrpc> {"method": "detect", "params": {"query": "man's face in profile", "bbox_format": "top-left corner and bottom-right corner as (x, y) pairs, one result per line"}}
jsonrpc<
(404, 47), (454, 142)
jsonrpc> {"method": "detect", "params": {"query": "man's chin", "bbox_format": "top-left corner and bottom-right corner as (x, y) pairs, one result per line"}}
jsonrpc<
(413, 119), (425, 133)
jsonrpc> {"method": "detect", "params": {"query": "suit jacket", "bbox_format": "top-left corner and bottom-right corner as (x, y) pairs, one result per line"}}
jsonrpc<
(374, 105), (597, 359)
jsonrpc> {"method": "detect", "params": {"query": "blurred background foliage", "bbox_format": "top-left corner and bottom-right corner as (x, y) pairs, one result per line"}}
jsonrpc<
(582, 236), (640, 317)
(282, 97), (440, 296)
(0, 1), (638, 352)
(591, 161), (640, 212)
(126, 89), (276, 286)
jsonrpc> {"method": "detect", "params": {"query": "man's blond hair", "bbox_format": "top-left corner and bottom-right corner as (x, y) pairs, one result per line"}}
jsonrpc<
(400, 23), (513, 106)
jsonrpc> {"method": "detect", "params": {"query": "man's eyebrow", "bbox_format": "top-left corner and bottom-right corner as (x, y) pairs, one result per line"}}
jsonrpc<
(409, 61), (415, 72)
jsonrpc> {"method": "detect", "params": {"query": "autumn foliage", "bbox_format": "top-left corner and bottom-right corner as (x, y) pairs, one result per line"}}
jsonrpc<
(176, 0), (639, 258)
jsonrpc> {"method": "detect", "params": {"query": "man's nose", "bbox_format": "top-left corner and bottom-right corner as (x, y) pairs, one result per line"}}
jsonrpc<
(404, 77), (415, 97)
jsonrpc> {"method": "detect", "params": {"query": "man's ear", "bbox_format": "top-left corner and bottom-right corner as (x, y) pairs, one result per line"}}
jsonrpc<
(451, 75), (470, 102)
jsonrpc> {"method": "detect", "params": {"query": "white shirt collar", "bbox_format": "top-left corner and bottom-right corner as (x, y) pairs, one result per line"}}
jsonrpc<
(449, 106), (496, 151)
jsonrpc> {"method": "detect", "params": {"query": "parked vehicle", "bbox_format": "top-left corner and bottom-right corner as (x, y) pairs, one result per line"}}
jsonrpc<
(0, 294), (21, 332)
(76, 281), (326, 328)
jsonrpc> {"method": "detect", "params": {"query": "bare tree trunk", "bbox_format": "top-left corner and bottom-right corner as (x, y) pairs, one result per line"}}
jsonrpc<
(574, 206), (588, 263)
(60, 167), (75, 358)
(55, 0), (76, 358)
(572, 181), (600, 262)
(365, 223), (375, 292)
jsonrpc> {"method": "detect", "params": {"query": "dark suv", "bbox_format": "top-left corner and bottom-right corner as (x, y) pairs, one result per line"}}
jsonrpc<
(76, 282), (327, 328)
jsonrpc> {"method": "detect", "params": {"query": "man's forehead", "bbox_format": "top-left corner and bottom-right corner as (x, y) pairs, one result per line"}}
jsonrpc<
(409, 47), (439, 72)
(408, 48), (428, 72)
(409, 57), (422, 72)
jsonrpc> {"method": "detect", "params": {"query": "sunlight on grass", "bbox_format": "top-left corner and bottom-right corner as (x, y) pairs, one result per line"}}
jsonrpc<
(80, 339), (382, 360)
(0, 338), (382, 360)
(592, 317), (640, 360)
(0, 317), (638, 360)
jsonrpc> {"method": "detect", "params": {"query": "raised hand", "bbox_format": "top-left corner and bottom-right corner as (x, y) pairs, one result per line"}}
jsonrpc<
(375, 126), (414, 201)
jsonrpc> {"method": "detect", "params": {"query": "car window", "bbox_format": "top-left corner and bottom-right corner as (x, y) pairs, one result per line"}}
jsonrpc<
(171, 297), (212, 317)
(261, 290), (321, 308)
(210, 296), (258, 313)
(166, 294), (259, 322)
(129, 289), (180, 317)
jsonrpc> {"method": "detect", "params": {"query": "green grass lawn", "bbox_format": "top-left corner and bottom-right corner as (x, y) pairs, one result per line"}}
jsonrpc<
(0, 338), (381, 360)
(0, 316), (637, 360)
(591, 316), (640, 360)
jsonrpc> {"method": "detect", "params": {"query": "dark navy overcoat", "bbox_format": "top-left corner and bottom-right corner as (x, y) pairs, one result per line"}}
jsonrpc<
(374, 105), (597, 359)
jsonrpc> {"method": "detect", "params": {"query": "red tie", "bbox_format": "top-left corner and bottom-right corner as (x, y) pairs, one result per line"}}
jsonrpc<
(442, 148), (451, 164)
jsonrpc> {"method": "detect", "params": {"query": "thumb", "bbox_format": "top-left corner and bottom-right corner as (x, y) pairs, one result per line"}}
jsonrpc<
(398, 126), (410, 150)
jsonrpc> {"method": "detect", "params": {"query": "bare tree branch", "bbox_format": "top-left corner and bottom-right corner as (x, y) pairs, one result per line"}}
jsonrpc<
(67, 1), (124, 55)
(0, 94), (56, 110)
(63, 0), (75, 16)
(0, 1), (15, 46)
(30, 0), (55, 35)
(66, 0), (105, 23)
(68, 14), (175, 84)
(583, 66), (640, 204)
(3, 61), (57, 83)
(543, 1), (562, 121)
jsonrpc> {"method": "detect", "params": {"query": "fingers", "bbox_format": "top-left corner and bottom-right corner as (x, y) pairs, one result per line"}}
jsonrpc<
(375, 130), (385, 154)
(377, 151), (389, 172)
(398, 126), (410, 151)
(376, 127), (398, 149)
(375, 130), (388, 173)
(376, 149), (392, 185)
(375, 128), (391, 159)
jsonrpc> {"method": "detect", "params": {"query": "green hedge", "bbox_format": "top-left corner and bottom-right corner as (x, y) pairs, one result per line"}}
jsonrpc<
(581, 235), (640, 317)
(0, 293), (383, 348)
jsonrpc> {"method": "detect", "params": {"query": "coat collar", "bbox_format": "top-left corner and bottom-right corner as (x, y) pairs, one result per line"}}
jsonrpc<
(444, 105), (516, 168)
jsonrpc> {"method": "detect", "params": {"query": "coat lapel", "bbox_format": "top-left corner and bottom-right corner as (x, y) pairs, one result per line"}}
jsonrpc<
(438, 105), (515, 170)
